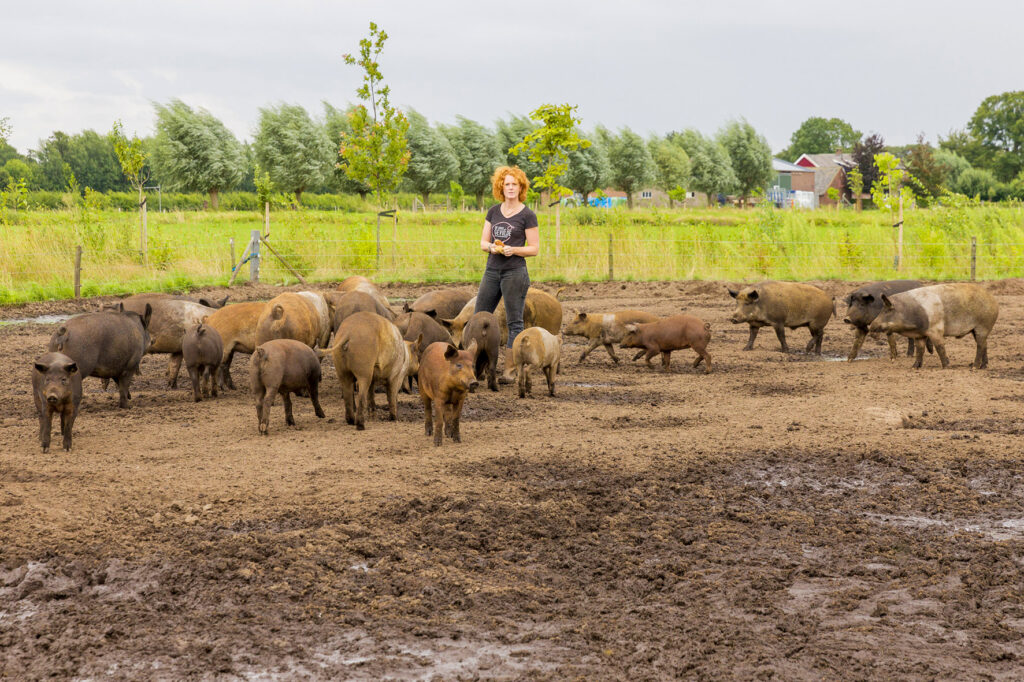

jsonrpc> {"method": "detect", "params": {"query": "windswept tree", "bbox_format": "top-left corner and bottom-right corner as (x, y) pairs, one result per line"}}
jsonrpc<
(648, 136), (690, 207)
(497, 115), (544, 181)
(404, 108), (459, 206)
(933, 148), (972, 189)
(323, 102), (371, 199)
(781, 116), (861, 161)
(339, 22), (410, 209)
(717, 119), (773, 206)
(152, 99), (244, 208)
(675, 129), (736, 206)
(109, 120), (150, 211)
(254, 103), (333, 204)
(598, 126), (653, 208)
(441, 117), (503, 208)
(565, 134), (608, 205)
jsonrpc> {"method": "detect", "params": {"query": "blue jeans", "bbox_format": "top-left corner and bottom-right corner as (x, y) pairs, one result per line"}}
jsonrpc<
(475, 267), (529, 348)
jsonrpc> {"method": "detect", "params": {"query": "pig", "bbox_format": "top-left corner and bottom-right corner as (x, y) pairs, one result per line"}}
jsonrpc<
(32, 352), (82, 453)
(843, 280), (931, 361)
(728, 281), (835, 354)
(437, 297), (477, 347)
(121, 292), (229, 309)
(204, 301), (267, 390)
(564, 310), (660, 363)
(116, 295), (217, 388)
(418, 341), (479, 446)
(405, 288), (476, 320)
(396, 312), (454, 392)
(249, 339), (326, 434)
(296, 291), (332, 348)
(337, 275), (395, 318)
(461, 311), (500, 392)
(48, 305), (152, 408)
(331, 311), (419, 429)
(255, 292), (326, 348)
(182, 322), (223, 402)
(620, 314), (713, 373)
(512, 327), (562, 398)
(326, 290), (392, 334)
(868, 283), (999, 369)
(440, 288), (563, 348)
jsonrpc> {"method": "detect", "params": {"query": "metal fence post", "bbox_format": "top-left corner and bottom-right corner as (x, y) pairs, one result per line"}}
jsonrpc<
(74, 245), (82, 298)
(971, 237), (977, 281)
(250, 229), (261, 283)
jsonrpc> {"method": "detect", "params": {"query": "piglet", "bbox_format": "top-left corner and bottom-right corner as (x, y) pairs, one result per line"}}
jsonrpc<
(182, 322), (223, 402)
(512, 327), (562, 398)
(417, 340), (479, 446)
(621, 314), (713, 373)
(32, 352), (83, 453)
(249, 339), (326, 434)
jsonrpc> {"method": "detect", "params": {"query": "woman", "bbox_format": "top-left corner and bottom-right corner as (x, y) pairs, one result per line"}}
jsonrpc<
(475, 166), (539, 380)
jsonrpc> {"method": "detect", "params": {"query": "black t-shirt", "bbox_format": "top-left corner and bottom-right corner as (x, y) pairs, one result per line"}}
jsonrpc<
(486, 204), (538, 271)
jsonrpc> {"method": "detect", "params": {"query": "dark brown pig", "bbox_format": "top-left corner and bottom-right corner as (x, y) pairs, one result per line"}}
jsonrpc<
(255, 293), (325, 348)
(461, 311), (500, 391)
(337, 275), (395, 318)
(621, 314), (712, 373)
(48, 305), (152, 408)
(868, 283), (999, 369)
(204, 302), (266, 390)
(843, 280), (931, 361)
(182, 322), (223, 402)
(418, 341), (479, 446)
(332, 312), (417, 429)
(249, 339), (326, 434)
(117, 295), (217, 388)
(728, 281), (834, 354)
(564, 310), (659, 363)
(405, 287), (476, 320)
(32, 352), (82, 453)
(512, 327), (562, 398)
(326, 290), (392, 334)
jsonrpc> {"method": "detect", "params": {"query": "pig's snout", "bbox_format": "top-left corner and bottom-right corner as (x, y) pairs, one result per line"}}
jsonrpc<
(46, 394), (59, 404)
(843, 318), (852, 325)
(469, 379), (479, 391)
(729, 313), (745, 324)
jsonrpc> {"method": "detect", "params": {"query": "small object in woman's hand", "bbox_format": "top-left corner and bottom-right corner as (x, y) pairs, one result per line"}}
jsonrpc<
(493, 240), (504, 248)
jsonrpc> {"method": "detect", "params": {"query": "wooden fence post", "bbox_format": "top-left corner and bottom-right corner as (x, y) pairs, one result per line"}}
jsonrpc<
(229, 238), (235, 275)
(250, 229), (261, 284)
(141, 196), (148, 266)
(971, 237), (977, 281)
(896, 194), (904, 273)
(608, 233), (614, 281)
(264, 202), (270, 238)
(74, 245), (82, 298)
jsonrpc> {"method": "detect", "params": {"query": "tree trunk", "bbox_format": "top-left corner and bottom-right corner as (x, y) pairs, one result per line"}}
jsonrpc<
(626, 192), (634, 209)
(856, 196), (862, 212)
(294, 188), (303, 206)
(209, 188), (219, 210)
(582, 191), (589, 206)
(421, 191), (429, 209)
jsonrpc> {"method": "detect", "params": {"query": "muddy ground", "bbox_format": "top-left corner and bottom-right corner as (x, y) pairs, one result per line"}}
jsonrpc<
(2, 279), (1024, 680)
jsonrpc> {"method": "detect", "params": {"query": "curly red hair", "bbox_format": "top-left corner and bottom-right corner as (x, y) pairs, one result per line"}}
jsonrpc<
(491, 166), (529, 202)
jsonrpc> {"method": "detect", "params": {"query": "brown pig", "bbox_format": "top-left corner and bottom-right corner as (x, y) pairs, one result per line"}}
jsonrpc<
(331, 312), (416, 429)
(868, 283), (999, 369)
(255, 293), (324, 348)
(204, 301), (267, 390)
(32, 352), (82, 453)
(49, 305), (152, 408)
(461, 311), (500, 391)
(249, 339), (326, 435)
(418, 341), (479, 446)
(440, 288), (563, 348)
(326, 290), (392, 334)
(404, 287), (476, 320)
(337, 275), (395, 318)
(728, 281), (834, 354)
(182, 322), (223, 402)
(564, 310), (660, 363)
(512, 327), (562, 398)
(621, 314), (713, 373)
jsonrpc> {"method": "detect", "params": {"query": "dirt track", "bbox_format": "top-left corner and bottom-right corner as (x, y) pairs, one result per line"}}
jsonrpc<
(3, 279), (1024, 680)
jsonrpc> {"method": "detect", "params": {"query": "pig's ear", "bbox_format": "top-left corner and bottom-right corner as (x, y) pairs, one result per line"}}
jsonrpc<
(438, 317), (454, 329)
(272, 304), (285, 320)
(727, 288), (738, 299)
(65, 362), (78, 375)
(862, 294), (874, 304)
(624, 324), (638, 333)
(197, 324), (207, 336)
(142, 304), (153, 329)
(413, 333), (424, 353)
(577, 312), (587, 320)
(403, 302), (412, 313)
(117, 302), (126, 312)
(218, 295), (229, 307)
(747, 289), (760, 302)
(423, 309), (437, 319)
(198, 298), (213, 307)
(881, 294), (893, 308)
(444, 344), (459, 360)
(34, 361), (48, 373)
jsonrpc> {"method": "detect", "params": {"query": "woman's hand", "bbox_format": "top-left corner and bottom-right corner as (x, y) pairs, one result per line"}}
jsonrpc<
(501, 245), (515, 256)
(490, 243), (501, 254)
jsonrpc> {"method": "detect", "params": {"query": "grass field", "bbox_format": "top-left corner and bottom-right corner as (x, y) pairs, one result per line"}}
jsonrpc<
(2, 202), (1024, 304)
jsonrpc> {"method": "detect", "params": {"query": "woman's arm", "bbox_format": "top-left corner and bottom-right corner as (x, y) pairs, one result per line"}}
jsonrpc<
(480, 221), (499, 254)
(502, 226), (539, 257)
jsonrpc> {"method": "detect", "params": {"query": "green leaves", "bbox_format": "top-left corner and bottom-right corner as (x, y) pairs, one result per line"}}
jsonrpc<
(254, 103), (332, 203)
(509, 103), (589, 200)
(109, 120), (149, 195)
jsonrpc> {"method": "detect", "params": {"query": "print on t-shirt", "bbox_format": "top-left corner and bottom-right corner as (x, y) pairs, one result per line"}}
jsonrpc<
(491, 221), (514, 242)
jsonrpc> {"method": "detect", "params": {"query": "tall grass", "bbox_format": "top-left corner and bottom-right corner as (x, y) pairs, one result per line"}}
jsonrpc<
(2, 203), (1024, 304)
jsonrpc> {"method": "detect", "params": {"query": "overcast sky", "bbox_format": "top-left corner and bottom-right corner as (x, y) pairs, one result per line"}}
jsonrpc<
(3, 0), (1021, 156)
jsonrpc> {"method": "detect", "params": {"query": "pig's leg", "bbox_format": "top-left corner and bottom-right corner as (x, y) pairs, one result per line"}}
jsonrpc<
(101, 378), (111, 391)
(282, 391), (295, 427)
(432, 401), (444, 446)
(905, 336), (915, 357)
(518, 364), (529, 398)
(912, 339), (927, 369)
(579, 337), (602, 363)
(773, 325), (789, 353)
(115, 373), (132, 409)
(188, 364), (202, 402)
(848, 328), (868, 361)
(39, 405), (53, 453)
(422, 395), (433, 436)
(692, 346), (712, 373)
(743, 325), (760, 351)
(931, 335), (950, 368)
(261, 382), (279, 433)
(309, 378), (326, 419)
(221, 348), (236, 390)
(339, 372), (356, 425)
(643, 348), (658, 369)
(450, 398), (465, 443)
(632, 350), (645, 361)
(385, 377), (399, 421)
(544, 364), (556, 396)
(167, 354), (184, 388)
(487, 353), (498, 392)
(661, 351), (672, 372)
(810, 328), (824, 354)
(972, 329), (990, 369)
(253, 381), (268, 434)
(61, 405), (76, 452)
(354, 375), (371, 430)
(209, 364), (219, 398)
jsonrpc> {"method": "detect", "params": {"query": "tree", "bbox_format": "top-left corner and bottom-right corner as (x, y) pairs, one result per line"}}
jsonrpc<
(717, 119), (773, 206)
(851, 133), (885, 197)
(323, 102), (371, 198)
(109, 120), (150, 212)
(648, 136), (690, 207)
(938, 129), (988, 170)
(599, 126), (654, 208)
(254, 103), (332, 204)
(339, 22), (410, 209)
(441, 117), (502, 208)
(674, 129), (736, 207)
(933, 148), (972, 189)
(152, 99), (245, 208)
(781, 117), (861, 161)
(404, 108), (458, 206)
(31, 130), (124, 192)
(0, 116), (10, 143)
(953, 167), (998, 199)
(967, 91), (1024, 182)
(510, 104), (589, 199)
(1, 159), (33, 191)
(871, 152), (914, 218)
(564, 134), (608, 205)
(845, 166), (864, 212)
(496, 115), (544, 181)
(904, 134), (943, 201)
